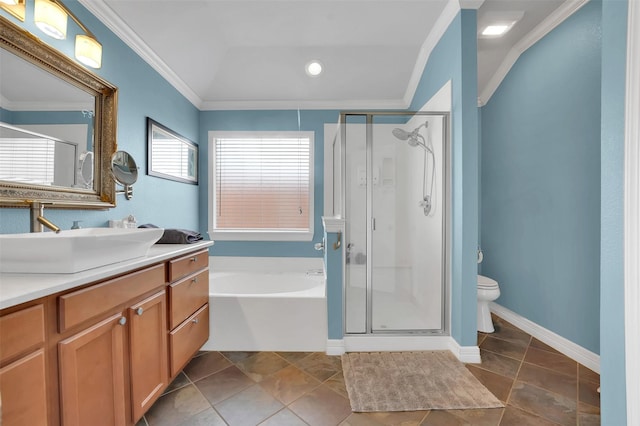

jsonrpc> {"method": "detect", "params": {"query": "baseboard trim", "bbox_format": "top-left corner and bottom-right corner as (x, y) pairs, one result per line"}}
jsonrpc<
(490, 302), (600, 373)
(326, 339), (346, 356)
(449, 340), (482, 364)
(339, 335), (480, 364)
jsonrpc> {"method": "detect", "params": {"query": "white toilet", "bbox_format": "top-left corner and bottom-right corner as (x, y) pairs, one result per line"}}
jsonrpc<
(477, 275), (500, 333)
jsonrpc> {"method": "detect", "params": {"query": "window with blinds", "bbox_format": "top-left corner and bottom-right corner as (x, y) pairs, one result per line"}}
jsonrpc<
(0, 138), (55, 185)
(209, 131), (314, 241)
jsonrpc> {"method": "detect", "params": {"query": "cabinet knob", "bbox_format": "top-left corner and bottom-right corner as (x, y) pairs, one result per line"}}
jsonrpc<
(191, 276), (198, 284)
(190, 256), (197, 262)
(136, 307), (144, 316)
(192, 318), (199, 324)
(118, 317), (127, 326)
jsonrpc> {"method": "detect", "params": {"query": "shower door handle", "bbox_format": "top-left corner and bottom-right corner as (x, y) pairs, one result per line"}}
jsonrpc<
(371, 218), (376, 231)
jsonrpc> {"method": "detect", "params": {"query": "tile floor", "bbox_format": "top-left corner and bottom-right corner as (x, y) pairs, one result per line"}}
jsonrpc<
(137, 315), (600, 425)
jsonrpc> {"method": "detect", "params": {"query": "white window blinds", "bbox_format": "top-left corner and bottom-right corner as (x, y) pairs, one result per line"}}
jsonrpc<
(213, 134), (312, 235)
(151, 138), (196, 181)
(0, 138), (55, 185)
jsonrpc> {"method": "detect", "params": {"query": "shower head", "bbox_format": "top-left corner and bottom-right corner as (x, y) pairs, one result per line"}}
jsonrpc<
(392, 121), (428, 143)
(392, 127), (411, 141)
(392, 127), (424, 148)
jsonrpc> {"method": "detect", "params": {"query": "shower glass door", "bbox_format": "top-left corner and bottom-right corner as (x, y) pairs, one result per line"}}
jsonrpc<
(343, 112), (447, 335)
(344, 114), (367, 334)
(370, 114), (442, 332)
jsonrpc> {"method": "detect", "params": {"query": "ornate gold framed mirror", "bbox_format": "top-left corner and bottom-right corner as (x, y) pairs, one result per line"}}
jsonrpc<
(0, 15), (117, 208)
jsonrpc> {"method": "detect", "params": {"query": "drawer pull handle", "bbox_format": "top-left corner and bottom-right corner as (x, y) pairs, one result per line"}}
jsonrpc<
(136, 307), (144, 316)
(192, 318), (199, 325)
(191, 277), (198, 284)
(190, 256), (197, 262)
(118, 317), (127, 326)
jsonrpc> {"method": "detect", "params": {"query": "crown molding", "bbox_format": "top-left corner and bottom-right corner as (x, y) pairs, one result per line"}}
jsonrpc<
(79, 0), (418, 111)
(1, 101), (93, 111)
(459, 0), (484, 10)
(403, 0), (460, 107)
(479, 0), (589, 106)
(199, 98), (407, 111)
(78, 0), (203, 109)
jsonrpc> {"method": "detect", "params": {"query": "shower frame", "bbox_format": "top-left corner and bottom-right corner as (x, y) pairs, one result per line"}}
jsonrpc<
(337, 111), (451, 336)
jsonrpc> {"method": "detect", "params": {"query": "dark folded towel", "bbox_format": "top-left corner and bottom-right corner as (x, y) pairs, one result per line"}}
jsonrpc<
(139, 224), (203, 244)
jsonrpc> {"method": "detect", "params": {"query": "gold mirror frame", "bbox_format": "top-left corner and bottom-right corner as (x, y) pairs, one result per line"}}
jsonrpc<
(0, 15), (117, 209)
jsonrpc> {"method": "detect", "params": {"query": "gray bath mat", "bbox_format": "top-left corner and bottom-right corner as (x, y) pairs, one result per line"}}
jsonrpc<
(341, 351), (504, 412)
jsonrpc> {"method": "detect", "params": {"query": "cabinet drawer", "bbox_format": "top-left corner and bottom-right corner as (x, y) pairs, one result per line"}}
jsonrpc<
(168, 250), (208, 282)
(169, 304), (209, 377)
(59, 263), (166, 332)
(0, 304), (45, 365)
(169, 269), (209, 329)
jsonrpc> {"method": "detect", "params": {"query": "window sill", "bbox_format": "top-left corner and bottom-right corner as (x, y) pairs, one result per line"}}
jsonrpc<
(208, 230), (314, 242)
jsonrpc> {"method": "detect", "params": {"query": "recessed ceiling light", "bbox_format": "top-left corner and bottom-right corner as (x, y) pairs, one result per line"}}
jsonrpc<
(478, 11), (523, 38)
(305, 60), (323, 77)
(482, 24), (511, 36)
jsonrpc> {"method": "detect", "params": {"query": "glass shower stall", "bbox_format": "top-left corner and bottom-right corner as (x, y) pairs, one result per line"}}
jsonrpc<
(334, 111), (450, 335)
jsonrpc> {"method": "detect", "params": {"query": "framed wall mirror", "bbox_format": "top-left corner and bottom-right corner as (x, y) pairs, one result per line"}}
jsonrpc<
(147, 118), (198, 185)
(0, 16), (118, 208)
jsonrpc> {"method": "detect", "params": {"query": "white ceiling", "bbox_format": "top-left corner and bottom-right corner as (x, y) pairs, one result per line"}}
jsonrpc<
(5, 0), (587, 111)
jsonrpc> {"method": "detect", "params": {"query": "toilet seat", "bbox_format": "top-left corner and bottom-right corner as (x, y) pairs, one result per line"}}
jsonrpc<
(478, 275), (499, 290)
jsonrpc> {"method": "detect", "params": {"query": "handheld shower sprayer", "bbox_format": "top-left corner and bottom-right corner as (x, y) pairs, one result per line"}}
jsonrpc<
(391, 120), (435, 216)
(391, 127), (411, 141)
(391, 122), (432, 152)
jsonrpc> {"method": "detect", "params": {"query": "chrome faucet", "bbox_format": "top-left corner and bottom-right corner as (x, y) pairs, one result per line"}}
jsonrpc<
(29, 202), (61, 233)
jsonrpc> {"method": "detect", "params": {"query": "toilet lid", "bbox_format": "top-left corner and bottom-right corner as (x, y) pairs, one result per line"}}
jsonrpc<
(478, 275), (499, 289)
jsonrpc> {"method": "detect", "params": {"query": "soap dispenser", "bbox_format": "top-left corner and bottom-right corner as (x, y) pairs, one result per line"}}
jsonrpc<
(124, 215), (137, 229)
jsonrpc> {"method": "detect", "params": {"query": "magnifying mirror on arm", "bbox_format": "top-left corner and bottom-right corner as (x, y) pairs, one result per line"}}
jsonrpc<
(111, 151), (138, 200)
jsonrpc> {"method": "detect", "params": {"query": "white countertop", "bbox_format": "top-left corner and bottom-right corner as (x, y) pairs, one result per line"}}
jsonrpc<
(0, 241), (214, 310)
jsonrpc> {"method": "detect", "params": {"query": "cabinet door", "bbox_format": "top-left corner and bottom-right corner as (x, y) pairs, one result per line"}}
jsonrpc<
(59, 312), (127, 426)
(0, 349), (48, 426)
(129, 290), (168, 422)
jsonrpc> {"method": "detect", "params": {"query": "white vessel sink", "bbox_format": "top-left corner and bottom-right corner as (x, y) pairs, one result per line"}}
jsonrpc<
(0, 227), (164, 274)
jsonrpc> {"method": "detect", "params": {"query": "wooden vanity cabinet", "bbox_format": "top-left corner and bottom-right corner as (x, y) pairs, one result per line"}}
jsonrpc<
(0, 304), (48, 426)
(0, 246), (210, 426)
(57, 264), (168, 426)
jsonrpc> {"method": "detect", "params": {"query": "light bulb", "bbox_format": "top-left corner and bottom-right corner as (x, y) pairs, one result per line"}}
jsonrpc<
(75, 35), (102, 69)
(34, 0), (67, 40)
(305, 60), (323, 77)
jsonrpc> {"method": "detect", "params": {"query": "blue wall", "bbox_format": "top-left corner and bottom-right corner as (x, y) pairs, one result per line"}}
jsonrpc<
(198, 109), (338, 258)
(1, 109), (94, 149)
(0, 0), (200, 233)
(324, 229), (344, 339)
(600, 0), (628, 422)
(480, 1), (602, 353)
(409, 10), (479, 347)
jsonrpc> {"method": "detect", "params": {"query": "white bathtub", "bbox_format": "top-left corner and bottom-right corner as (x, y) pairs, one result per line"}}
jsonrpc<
(201, 257), (328, 352)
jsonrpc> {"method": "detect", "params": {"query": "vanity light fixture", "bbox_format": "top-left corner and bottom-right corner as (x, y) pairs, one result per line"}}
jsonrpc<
(305, 60), (323, 77)
(34, 0), (67, 39)
(0, 0), (25, 21)
(1, 0), (102, 68)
